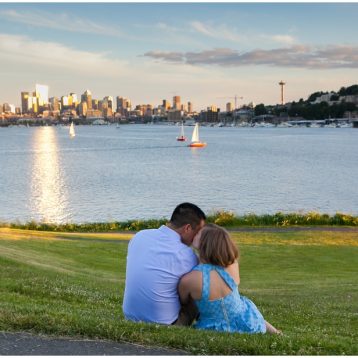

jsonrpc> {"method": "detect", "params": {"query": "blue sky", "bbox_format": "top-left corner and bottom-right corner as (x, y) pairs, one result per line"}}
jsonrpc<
(1, 2), (358, 110)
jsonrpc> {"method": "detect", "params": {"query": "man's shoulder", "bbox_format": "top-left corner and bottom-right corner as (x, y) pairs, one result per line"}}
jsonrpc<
(132, 228), (160, 240)
(175, 245), (198, 269)
(135, 227), (159, 235)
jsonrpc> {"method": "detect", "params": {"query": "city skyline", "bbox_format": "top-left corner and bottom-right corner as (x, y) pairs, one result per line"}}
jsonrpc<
(1, 3), (358, 109)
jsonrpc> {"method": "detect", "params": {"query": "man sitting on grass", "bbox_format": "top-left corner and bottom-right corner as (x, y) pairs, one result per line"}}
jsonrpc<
(122, 202), (206, 325)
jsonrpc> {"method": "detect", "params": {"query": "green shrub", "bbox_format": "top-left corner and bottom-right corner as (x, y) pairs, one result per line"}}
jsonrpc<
(1, 211), (357, 232)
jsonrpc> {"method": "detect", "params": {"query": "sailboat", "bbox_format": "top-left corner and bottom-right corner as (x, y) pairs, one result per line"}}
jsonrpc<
(176, 122), (186, 141)
(69, 122), (76, 138)
(189, 123), (207, 148)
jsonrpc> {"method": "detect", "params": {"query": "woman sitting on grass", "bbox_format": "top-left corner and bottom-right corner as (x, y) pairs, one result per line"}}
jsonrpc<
(178, 223), (281, 334)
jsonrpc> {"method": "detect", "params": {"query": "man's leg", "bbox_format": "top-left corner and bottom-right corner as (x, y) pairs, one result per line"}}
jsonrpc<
(173, 298), (199, 326)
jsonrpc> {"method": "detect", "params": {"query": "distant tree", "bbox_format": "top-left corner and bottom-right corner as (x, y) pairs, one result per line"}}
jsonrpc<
(254, 103), (267, 116)
(307, 91), (324, 102)
(339, 84), (358, 96)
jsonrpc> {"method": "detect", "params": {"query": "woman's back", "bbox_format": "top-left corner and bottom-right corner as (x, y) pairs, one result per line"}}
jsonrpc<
(193, 263), (266, 334)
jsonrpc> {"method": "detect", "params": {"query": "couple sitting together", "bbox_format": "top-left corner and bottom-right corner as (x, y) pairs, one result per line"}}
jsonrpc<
(123, 202), (281, 334)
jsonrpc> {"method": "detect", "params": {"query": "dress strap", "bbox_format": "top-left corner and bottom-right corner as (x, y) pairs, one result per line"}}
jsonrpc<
(201, 265), (211, 301)
(214, 266), (237, 291)
(192, 264), (211, 301)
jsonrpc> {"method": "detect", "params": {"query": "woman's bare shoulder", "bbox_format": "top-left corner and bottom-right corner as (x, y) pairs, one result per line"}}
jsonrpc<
(225, 261), (240, 284)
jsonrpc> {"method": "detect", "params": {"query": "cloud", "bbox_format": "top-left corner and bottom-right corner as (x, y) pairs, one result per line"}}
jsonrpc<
(0, 33), (128, 76)
(262, 34), (296, 45)
(190, 21), (295, 45)
(190, 21), (243, 42)
(142, 51), (184, 63)
(144, 45), (358, 69)
(0, 9), (122, 37)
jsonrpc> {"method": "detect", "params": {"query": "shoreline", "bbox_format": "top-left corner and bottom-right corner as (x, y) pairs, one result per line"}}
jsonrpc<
(1, 211), (357, 233)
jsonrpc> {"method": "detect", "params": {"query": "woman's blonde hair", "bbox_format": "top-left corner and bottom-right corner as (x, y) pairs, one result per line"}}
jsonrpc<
(199, 223), (239, 267)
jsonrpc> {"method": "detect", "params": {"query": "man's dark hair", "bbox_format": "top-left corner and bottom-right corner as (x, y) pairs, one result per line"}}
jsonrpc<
(170, 202), (206, 229)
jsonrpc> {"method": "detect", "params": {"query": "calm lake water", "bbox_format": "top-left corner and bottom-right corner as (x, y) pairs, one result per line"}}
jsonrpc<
(0, 124), (357, 223)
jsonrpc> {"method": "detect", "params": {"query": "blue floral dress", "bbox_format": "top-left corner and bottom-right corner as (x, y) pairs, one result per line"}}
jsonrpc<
(193, 263), (266, 333)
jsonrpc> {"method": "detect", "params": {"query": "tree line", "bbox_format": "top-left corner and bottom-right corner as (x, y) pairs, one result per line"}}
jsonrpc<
(255, 84), (358, 120)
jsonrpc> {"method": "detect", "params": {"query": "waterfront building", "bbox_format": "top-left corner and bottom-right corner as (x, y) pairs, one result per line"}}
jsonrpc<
(35, 84), (49, 107)
(207, 105), (218, 112)
(3, 103), (15, 113)
(86, 109), (102, 118)
(103, 107), (113, 119)
(226, 102), (233, 112)
(49, 97), (60, 111)
(187, 101), (193, 113)
(69, 93), (78, 108)
(200, 107), (219, 123)
(116, 96), (131, 117)
(145, 104), (153, 117)
(21, 91), (37, 114)
(92, 99), (99, 110)
(61, 95), (70, 108)
(79, 102), (88, 117)
(168, 109), (183, 122)
(81, 90), (92, 110)
(21, 92), (29, 113)
(162, 99), (170, 110)
(98, 100), (105, 112)
(173, 96), (181, 110)
(103, 96), (114, 109)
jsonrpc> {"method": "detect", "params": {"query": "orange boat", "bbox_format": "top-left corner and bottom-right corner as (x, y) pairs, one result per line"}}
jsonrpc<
(188, 123), (207, 148)
(189, 142), (207, 148)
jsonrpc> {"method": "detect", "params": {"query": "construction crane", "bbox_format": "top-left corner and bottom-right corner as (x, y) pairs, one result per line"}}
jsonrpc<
(217, 95), (243, 110)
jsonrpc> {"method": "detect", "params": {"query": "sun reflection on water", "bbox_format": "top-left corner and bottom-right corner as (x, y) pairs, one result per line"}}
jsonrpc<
(30, 127), (70, 223)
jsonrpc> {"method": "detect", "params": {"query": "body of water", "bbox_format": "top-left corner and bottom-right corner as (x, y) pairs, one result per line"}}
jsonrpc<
(0, 124), (357, 223)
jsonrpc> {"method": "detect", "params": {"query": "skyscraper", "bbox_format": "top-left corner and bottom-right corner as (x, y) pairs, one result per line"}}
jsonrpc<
(49, 97), (60, 111)
(226, 102), (233, 112)
(21, 92), (31, 114)
(162, 99), (170, 110)
(81, 90), (92, 110)
(116, 96), (131, 116)
(187, 101), (193, 113)
(35, 84), (49, 107)
(69, 93), (78, 108)
(103, 96), (114, 109)
(173, 96), (181, 110)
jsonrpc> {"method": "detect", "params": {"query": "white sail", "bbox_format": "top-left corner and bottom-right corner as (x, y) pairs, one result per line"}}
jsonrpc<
(69, 122), (75, 137)
(191, 123), (199, 142)
(180, 122), (185, 137)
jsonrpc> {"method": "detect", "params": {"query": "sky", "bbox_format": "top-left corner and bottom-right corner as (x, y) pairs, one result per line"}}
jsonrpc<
(1, 2), (358, 110)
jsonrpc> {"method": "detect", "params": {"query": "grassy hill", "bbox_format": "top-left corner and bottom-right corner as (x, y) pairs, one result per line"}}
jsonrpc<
(0, 227), (357, 355)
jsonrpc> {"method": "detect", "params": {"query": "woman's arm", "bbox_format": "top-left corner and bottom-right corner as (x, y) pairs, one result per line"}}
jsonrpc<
(178, 274), (192, 305)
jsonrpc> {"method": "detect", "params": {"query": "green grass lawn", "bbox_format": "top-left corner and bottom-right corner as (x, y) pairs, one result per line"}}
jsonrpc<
(0, 227), (357, 355)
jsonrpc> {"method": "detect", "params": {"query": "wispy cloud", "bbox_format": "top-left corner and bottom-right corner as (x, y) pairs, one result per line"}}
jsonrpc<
(262, 34), (296, 45)
(0, 9), (122, 37)
(190, 20), (296, 45)
(0, 33), (128, 75)
(144, 45), (358, 69)
(154, 22), (181, 32)
(190, 21), (243, 42)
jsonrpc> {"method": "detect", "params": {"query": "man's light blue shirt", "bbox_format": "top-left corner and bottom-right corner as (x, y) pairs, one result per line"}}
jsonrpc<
(122, 225), (198, 324)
